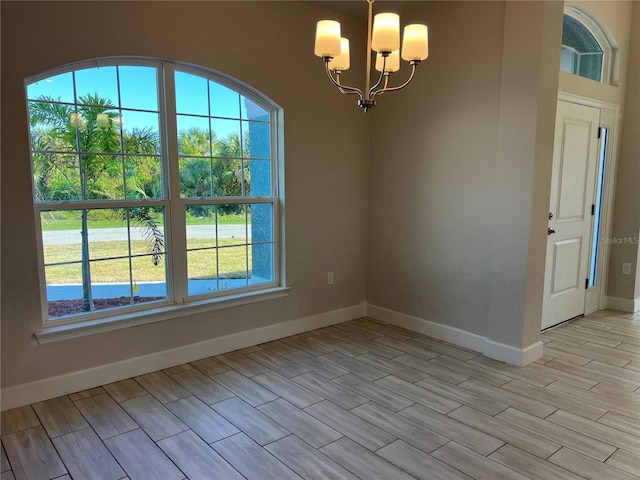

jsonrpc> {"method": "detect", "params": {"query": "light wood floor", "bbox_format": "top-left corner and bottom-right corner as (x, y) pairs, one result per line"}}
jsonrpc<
(2, 311), (640, 480)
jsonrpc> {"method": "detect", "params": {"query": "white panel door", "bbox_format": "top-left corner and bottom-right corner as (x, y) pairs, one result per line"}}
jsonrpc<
(542, 101), (600, 329)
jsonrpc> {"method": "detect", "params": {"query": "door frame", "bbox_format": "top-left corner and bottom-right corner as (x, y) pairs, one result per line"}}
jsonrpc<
(557, 92), (621, 315)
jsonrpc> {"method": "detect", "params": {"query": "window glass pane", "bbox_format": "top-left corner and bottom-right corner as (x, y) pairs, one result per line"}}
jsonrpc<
(28, 72), (75, 103)
(175, 71), (209, 116)
(128, 207), (166, 258)
(41, 211), (83, 265)
(83, 155), (125, 199)
(131, 254), (167, 302)
(186, 205), (218, 249)
(241, 97), (268, 121)
(246, 159), (271, 196)
(75, 67), (120, 107)
(248, 203), (273, 243)
(249, 243), (274, 286)
(218, 245), (248, 287)
(122, 111), (161, 153)
(91, 257), (167, 310)
(247, 203), (273, 285)
(212, 159), (243, 197)
(46, 263), (84, 318)
(75, 108), (122, 154)
(217, 202), (246, 224)
(87, 209), (129, 260)
(28, 101), (76, 153)
(187, 249), (218, 295)
(118, 66), (158, 111)
(209, 81), (240, 118)
(212, 119), (241, 152)
(125, 156), (162, 199)
(91, 257), (131, 297)
(178, 115), (211, 156)
(560, 46), (579, 75)
(562, 15), (602, 54)
(244, 122), (270, 159)
(579, 53), (603, 82)
(180, 157), (212, 197)
(33, 153), (81, 202)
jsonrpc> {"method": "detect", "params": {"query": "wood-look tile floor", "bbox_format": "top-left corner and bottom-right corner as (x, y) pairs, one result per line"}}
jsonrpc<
(2, 311), (640, 480)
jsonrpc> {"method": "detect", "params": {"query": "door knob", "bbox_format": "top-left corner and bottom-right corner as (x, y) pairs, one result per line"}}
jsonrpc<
(548, 227), (557, 235)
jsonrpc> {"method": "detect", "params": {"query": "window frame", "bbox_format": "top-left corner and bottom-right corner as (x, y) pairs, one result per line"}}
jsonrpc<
(26, 57), (285, 333)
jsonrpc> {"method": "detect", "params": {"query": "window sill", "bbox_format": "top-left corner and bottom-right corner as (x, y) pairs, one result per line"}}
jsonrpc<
(35, 286), (291, 344)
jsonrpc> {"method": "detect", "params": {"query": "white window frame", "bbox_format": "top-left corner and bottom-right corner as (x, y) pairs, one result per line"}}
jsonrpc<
(27, 58), (287, 342)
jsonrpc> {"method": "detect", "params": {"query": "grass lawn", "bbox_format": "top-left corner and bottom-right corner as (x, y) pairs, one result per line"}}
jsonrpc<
(44, 238), (251, 283)
(40, 211), (247, 231)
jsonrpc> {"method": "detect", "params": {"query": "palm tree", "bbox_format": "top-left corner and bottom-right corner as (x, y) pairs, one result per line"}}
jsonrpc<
(30, 94), (163, 312)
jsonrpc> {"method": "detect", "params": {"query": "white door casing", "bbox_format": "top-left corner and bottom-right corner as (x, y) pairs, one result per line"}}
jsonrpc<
(542, 101), (600, 330)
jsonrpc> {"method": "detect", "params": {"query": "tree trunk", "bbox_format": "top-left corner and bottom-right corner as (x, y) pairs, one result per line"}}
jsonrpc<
(81, 209), (93, 312)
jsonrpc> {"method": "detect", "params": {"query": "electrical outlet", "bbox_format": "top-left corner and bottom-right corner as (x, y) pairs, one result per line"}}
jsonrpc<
(622, 262), (632, 275)
(327, 271), (334, 285)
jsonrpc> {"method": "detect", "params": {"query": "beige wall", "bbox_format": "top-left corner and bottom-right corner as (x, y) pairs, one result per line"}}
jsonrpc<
(609, 1), (640, 303)
(367, 1), (505, 338)
(368, 1), (563, 353)
(0, 1), (370, 388)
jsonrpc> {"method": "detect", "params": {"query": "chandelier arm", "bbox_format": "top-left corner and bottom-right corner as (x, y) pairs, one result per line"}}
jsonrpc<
(324, 61), (364, 98)
(372, 62), (418, 98)
(368, 57), (388, 96)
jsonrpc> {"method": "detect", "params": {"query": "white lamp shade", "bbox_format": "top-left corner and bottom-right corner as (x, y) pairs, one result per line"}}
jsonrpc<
(315, 20), (342, 57)
(371, 13), (400, 53)
(401, 24), (429, 61)
(375, 50), (400, 72)
(329, 37), (350, 71)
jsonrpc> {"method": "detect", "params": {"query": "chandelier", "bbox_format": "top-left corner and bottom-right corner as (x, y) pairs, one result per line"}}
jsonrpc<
(314, 0), (429, 112)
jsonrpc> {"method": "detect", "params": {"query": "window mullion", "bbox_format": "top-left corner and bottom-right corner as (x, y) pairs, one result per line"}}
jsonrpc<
(162, 64), (188, 303)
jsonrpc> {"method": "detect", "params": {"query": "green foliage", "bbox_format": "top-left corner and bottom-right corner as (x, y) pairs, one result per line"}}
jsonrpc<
(30, 92), (255, 315)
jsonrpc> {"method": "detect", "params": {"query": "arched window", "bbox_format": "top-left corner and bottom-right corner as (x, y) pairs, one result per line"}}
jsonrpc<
(26, 59), (283, 327)
(560, 6), (617, 84)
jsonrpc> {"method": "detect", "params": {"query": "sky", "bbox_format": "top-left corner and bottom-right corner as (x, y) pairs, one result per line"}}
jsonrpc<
(27, 65), (267, 139)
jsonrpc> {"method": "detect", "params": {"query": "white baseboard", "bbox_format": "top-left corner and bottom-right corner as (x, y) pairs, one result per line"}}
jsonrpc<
(1, 303), (366, 411)
(482, 338), (544, 367)
(366, 304), (486, 352)
(366, 304), (543, 367)
(606, 296), (640, 313)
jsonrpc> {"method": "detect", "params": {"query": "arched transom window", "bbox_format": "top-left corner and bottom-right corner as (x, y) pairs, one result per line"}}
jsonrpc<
(560, 6), (617, 84)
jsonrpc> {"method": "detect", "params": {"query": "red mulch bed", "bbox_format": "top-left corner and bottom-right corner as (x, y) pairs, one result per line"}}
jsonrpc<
(49, 296), (164, 317)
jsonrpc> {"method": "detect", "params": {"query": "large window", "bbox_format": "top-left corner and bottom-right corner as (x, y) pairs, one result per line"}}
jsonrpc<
(27, 60), (282, 326)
